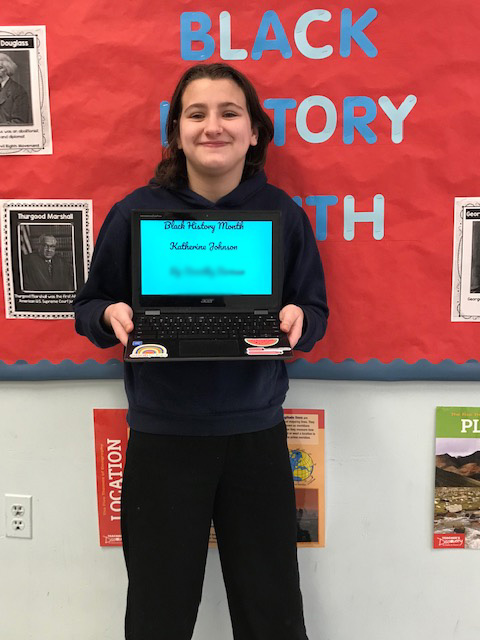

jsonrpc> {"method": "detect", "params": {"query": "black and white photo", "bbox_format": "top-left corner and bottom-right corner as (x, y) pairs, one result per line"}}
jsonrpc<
(0, 50), (32, 125)
(1, 200), (93, 318)
(451, 198), (480, 321)
(20, 227), (75, 292)
(0, 26), (52, 154)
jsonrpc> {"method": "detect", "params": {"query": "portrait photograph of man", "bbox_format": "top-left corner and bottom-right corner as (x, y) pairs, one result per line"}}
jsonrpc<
(2, 200), (91, 318)
(0, 50), (33, 126)
(21, 227), (75, 292)
(470, 220), (480, 294)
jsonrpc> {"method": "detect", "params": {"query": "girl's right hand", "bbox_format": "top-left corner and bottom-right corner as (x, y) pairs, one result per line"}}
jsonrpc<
(103, 303), (134, 347)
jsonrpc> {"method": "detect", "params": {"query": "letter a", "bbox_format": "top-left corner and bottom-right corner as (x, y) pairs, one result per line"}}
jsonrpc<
(252, 11), (293, 60)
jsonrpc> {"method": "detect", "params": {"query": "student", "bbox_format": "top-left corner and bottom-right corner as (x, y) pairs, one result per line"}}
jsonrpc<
(74, 63), (328, 640)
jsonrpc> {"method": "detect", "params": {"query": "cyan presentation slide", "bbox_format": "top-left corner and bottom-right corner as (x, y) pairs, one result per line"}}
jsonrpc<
(141, 219), (272, 295)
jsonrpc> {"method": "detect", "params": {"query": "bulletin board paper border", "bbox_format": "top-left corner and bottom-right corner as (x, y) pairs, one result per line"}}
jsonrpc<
(3, 358), (480, 381)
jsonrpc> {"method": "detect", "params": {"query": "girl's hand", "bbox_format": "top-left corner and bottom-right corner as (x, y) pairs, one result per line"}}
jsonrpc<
(103, 303), (134, 347)
(279, 304), (304, 348)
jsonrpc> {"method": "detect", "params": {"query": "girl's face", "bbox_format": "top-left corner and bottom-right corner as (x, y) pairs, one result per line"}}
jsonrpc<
(178, 78), (258, 186)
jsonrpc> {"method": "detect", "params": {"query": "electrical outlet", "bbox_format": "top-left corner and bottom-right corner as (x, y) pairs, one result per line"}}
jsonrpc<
(11, 504), (25, 517)
(5, 494), (32, 539)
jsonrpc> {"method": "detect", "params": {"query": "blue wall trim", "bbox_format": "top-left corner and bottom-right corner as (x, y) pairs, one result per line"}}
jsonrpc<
(1, 358), (480, 381)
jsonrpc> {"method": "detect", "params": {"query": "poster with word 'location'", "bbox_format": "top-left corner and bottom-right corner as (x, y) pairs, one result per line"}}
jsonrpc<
(93, 410), (128, 547)
(434, 407), (480, 550)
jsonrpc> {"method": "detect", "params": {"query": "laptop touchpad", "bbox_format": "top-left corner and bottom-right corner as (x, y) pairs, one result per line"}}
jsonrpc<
(179, 339), (239, 358)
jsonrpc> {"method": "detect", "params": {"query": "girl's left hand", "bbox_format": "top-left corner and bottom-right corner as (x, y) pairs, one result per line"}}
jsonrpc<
(279, 304), (304, 348)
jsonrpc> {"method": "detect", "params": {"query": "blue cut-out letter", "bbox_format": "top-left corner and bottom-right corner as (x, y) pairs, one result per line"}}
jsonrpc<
(264, 98), (297, 146)
(294, 10), (333, 59)
(344, 194), (384, 240)
(306, 195), (338, 241)
(160, 101), (170, 147)
(220, 11), (247, 60)
(297, 96), (337, 143)
(343, 96), (377, 144)
(378, 95), (417, 143)
(181, 12), (215, 61)
(340, 8), (378, 58)
(252, 11), (293, 60)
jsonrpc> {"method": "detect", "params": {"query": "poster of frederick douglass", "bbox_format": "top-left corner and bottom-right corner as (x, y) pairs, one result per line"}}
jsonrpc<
(451, 197), (480, 321)
(0, 26), (52, 155)
(1, 200), (93, 318)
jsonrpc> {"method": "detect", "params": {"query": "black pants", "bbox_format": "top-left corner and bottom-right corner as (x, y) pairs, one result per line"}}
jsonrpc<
(121, 421), (309, 640)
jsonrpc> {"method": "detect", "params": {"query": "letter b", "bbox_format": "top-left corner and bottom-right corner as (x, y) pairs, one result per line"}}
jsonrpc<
(181, 12), (215, 61)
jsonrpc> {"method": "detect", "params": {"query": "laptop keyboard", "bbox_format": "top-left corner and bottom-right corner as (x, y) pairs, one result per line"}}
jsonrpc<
(133, 313), (281, 341)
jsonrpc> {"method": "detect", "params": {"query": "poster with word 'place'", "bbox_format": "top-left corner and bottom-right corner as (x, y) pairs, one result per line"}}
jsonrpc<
(434, 407), (480, 550)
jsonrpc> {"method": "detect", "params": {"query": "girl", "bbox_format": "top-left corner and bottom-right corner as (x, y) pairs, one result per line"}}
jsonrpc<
(74, 63), (328, 640)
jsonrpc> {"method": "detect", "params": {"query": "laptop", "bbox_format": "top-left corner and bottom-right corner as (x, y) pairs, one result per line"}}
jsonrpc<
(124, 209), (292, 362)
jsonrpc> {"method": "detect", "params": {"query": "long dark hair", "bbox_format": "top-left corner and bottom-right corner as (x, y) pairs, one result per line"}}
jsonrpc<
(152, 63), (274, 188)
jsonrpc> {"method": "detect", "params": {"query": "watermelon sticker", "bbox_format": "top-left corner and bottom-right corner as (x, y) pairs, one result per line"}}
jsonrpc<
(245, 338), (279, 347)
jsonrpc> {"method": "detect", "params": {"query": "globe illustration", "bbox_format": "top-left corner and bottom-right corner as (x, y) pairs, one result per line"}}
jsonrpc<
(289, 449), (314, 483)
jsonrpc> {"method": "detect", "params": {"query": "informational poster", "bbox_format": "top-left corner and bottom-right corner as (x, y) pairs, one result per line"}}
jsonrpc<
(452, 198), (480, 321)
(93, 408), (325, 548)
(0, 26), (52, 155)
(1, 200), (93, 318)
(210, 408), (325, 547)
(434, 407), (480, 550)
(286, 408), (325, 547)
(93, 409), (128, 547)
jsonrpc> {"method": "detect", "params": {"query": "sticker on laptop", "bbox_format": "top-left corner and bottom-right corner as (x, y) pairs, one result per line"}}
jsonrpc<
(246, 347), (291, 356)
(130, 344), (168, 358)
(245, 338), (279, 347)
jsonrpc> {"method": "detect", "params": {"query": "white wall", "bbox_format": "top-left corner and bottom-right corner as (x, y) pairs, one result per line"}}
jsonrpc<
(1, 378), (478, 640)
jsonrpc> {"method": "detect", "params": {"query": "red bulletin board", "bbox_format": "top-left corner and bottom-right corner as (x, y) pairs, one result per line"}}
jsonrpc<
(1, 1), (479, 367)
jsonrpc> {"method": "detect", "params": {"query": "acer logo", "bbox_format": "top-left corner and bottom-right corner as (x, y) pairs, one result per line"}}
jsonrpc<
(201, 298), (214, 303)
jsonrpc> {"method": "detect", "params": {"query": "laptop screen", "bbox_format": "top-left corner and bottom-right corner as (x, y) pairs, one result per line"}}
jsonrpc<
(140, 219), (273, 296)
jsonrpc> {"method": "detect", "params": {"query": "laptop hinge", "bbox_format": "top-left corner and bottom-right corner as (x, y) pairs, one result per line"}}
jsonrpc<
(254, 309), (268, 315)
(145, 310), (160, 315)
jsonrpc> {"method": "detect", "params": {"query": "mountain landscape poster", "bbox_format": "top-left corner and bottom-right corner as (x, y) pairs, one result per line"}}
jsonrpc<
(434, 407), (480, 549)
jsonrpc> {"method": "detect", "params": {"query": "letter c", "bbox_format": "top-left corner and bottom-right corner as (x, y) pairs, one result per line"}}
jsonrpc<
(294, 10), (333, 59)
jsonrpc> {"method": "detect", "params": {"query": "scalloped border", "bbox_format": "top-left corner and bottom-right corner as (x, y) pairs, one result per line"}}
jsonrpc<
(2, 358), (480, 381)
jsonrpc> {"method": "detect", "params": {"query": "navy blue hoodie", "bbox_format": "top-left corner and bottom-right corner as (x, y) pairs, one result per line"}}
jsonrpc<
(74, 171), (328, 435)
